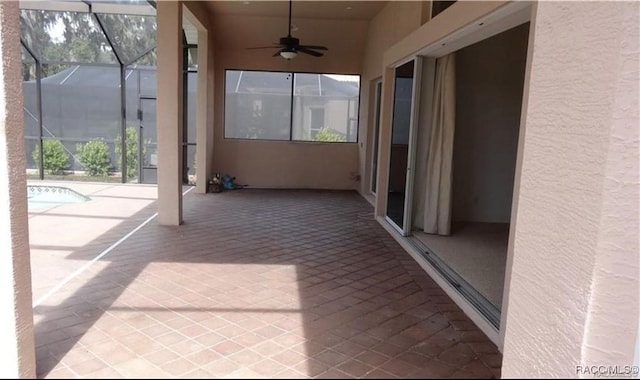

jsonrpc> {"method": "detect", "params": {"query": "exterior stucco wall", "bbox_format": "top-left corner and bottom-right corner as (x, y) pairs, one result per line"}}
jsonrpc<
(452, 23), (529, 224)
(0, 2), (36, 377)
(501, 1), (639, 377)
(156, 1), (184, 225)
(358, 1), (427, 199)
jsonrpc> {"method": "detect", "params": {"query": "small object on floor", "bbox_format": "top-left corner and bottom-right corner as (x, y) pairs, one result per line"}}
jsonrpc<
(222, 174), (244, 190)
(208, 173), (222, 193)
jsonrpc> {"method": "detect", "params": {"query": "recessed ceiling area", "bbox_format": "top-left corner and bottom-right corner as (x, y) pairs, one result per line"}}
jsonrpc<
(205, 1), (388, 20)
(206, 1), (388, 52)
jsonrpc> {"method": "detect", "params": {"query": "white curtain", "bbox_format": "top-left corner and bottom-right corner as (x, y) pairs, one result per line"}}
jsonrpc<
(423, 53), (456, 235)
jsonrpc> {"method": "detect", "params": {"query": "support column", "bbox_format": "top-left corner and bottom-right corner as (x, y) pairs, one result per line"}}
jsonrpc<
(183, 2), (213, 195)
(501, 1), (639, 377)
(195, 28), (213, 194)
(157, 1), (184, 225)
(0, 2), (36, 377)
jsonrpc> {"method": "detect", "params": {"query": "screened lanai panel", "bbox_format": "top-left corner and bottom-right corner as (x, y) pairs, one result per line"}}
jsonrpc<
(124, 67), (140, 123)
(22, 62), (39, 171)
(123, 66), (157, 119)
(19, 1), (155, 16)
(20, 9), (117, 64)
(139, 68), (156, 97)
(187, 72), (197, 144)
(22, 62), (38, 139)
(22, 45), (35, 63)
(36, 64), (122, 173)
(186, 72), (198, 181)
(123, 66), (157, 128)
(291, 74), (360, 142)
(225, 70), (292, 140)
(96, 13), (156, 64)
(88, 0), (155, 15)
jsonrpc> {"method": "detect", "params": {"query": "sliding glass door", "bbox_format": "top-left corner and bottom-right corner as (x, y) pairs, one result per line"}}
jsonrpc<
(370, 80), (382, 194)
(385, 58), (421, 234)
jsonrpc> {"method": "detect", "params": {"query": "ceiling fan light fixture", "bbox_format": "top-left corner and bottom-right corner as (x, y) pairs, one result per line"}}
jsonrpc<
(280, 50), (298, 60)
(246, 0), (327, 59)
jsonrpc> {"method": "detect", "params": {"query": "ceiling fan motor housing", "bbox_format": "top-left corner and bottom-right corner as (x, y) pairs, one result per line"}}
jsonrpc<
(280, 36), (300, 48)
(246, 0), (327, 58)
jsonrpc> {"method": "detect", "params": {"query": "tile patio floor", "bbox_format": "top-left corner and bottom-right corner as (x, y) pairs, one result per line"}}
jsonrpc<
(33, 188), (501, 378)
(28, 181), (159, 304)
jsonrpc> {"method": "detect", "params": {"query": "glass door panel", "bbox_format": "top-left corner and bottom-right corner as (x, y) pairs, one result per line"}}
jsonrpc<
(371, 80), (382, 194)
(385, 60), (415, 232)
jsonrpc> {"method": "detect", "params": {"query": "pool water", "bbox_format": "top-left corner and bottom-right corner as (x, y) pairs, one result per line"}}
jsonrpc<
(27, 186), (90, 210)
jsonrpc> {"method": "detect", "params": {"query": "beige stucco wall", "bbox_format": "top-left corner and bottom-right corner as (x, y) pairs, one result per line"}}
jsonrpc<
(0, 2), (36, 377)
(212, 16), (367, 189)
(184, 1), (215, 194)
(501, 1), (639, 377)
(362, 1), (426, 81)
(156, 1), (184, 225)
(358, 1), (428, 199)
(452, 22), (529, 224)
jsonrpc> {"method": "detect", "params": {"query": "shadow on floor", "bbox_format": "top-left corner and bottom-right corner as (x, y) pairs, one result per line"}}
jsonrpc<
(33, 189), (502, 378)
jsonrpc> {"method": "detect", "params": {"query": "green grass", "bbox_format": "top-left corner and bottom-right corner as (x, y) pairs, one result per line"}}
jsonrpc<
(27, 173), (126, 183)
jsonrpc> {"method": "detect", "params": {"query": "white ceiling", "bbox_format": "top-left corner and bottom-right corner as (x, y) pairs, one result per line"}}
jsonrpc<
(205, 1), (388, 20)
(207, 1), (388, 51)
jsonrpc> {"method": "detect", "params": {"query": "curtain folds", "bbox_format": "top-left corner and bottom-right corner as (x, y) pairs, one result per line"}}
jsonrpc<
(423, 53), (456, 235)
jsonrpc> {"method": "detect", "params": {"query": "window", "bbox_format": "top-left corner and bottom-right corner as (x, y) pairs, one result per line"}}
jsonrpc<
(309, 108), (325, 140)
(225, 70), (359, 143)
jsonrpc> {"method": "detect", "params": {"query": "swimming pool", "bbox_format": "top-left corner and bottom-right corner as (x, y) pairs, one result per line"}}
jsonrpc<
(27, 185), (90, 210)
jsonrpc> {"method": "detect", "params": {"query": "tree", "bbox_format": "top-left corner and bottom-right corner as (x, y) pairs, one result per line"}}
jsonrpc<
(115, 126), (146, 179)
(314, 127), (346, 142)
(20, 9), (157, 68)
(98, 13), (157, 65)
(33, 140), (69, 175)
(77, 139), (112, 177)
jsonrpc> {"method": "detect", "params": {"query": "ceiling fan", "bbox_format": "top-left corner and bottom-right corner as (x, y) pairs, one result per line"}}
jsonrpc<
(247, 0), (328, 59)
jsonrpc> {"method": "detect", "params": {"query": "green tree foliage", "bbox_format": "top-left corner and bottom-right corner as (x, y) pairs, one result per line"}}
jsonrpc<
(97, 13), (157, 65)
(313, 127), (346, 142)
(20, 9), (157, 72)
(33, 139), (69, 175)
(77, 139), (112, 177)
(115, 126), (146, 179)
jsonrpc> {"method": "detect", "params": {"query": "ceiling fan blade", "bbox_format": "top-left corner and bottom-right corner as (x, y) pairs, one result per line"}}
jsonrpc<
(299, 45), (328, 51)
(264, 0), (327, 59)
(297, 46), (323, 57)
(247, 45), (282, 50)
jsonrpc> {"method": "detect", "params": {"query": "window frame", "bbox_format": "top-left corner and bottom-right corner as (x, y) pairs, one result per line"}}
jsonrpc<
(223, 69), (361, 144)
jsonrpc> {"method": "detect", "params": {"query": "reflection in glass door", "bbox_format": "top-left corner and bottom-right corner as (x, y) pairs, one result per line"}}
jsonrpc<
(385, 59), (421, 234)
(139, 97), (157, 184)
(371, 80), (382, 194)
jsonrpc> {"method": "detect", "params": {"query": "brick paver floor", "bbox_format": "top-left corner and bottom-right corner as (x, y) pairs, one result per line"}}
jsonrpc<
(34, 189), (502, 378)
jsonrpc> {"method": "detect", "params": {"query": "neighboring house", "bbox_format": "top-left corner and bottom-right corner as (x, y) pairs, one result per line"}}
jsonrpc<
(224, 70), (359, 141)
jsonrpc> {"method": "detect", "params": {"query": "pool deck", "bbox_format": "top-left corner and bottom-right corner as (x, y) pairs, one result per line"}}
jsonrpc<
(28, 180), (160, 305)
(32, 187), (501, 378)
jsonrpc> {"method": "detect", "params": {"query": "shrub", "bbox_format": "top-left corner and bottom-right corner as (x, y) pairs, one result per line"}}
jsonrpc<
(115, 126), (145, 179)
(32, 139), (69, 175)
(313, 127), (346, 142)
(77, 139), (111, 177)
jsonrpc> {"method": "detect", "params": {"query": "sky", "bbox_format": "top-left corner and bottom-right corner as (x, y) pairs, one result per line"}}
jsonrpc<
(324, 74), (360, 83)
